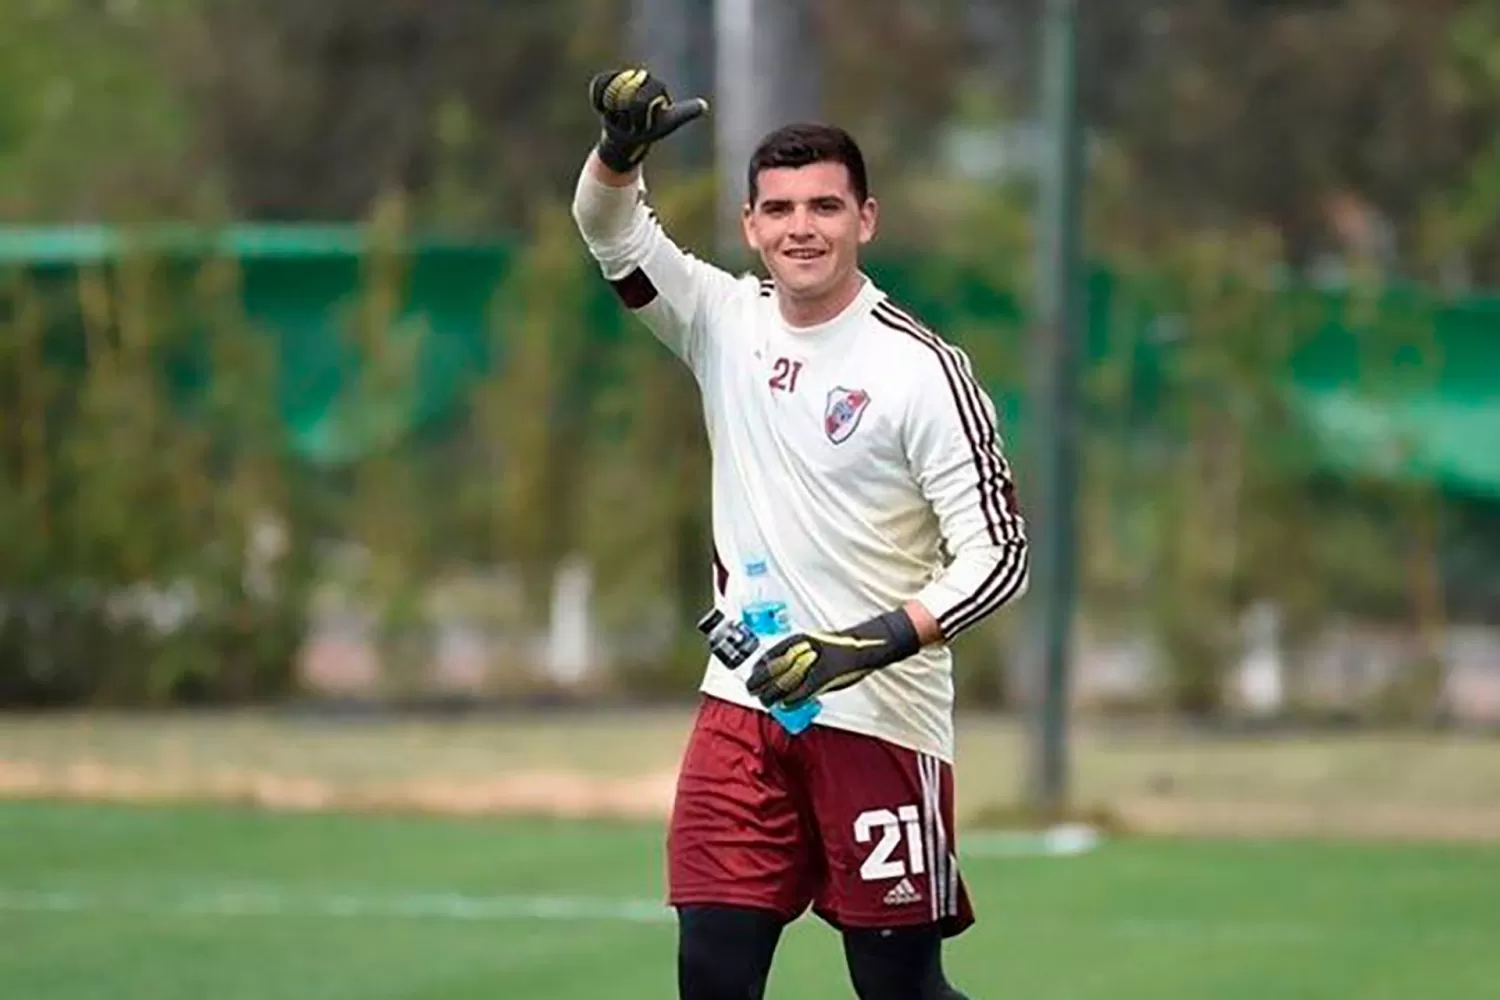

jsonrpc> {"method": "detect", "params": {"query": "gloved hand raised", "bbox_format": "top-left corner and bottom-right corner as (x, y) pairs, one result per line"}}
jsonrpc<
(588, 67), (709, 173)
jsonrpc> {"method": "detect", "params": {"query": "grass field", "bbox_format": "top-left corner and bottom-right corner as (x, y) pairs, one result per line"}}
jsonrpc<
(2, 800), (1497, 999)
(3, 709), (1500, 839)
(2, 711), (1498, 996)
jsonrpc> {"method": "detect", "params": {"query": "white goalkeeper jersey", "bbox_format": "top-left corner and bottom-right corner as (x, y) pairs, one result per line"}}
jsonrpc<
(572, 168), (1029, 762)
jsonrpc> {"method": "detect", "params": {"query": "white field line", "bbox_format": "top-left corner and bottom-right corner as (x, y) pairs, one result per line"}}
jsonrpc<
(0, 884), (1489, 948)
(0, 887), (674, 924)
(0, 830), (1097, 929)
(960, 824), (1104, 858)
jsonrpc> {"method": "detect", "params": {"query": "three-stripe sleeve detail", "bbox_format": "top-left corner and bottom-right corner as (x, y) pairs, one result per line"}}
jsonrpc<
(872, 300), (1028, 638)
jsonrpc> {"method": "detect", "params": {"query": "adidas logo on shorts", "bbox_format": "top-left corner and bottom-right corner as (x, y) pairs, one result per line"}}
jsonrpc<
(882, 877), (922, 907)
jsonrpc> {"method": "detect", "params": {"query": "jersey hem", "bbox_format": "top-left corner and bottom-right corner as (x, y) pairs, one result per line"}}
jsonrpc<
(697, 679), (955, 764)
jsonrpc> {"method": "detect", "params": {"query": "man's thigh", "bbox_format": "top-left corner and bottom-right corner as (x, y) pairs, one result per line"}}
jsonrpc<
(795, 727), (974, 937)
(667, 696), (819, 921)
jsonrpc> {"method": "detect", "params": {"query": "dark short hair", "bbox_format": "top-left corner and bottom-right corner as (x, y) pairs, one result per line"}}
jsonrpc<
(747, 123), (870, 206)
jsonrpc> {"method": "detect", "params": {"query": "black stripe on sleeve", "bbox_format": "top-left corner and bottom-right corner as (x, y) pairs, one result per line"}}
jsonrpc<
(609, 267), (659, 309)
(882, 300), (1023, 540)
(937, 543), (1029, 639)
(872, 302), (1015, 543)
(873, 299), (1028, 638)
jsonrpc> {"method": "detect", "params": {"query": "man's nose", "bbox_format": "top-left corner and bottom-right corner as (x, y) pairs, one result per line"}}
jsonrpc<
(789, 207), (816, 235)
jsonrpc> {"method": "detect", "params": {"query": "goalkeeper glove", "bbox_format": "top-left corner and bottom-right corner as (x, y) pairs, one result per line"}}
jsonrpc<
(746, 610), (922, 709)
(588, 67), (708, 173)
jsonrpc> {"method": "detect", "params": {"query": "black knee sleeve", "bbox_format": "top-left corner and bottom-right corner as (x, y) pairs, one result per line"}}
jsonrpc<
(677, 905), (784, 1000)
(843, 925), (969, 1000)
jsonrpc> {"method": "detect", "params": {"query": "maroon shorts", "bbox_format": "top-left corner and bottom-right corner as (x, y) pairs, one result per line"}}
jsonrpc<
(667, 695), (974, 937)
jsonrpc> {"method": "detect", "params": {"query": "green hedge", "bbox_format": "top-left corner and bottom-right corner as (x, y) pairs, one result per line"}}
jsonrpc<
(1, 211), (1495, 712)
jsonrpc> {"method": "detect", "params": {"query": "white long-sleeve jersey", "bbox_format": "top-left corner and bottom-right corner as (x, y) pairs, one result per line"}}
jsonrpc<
(572, 167), (1028, 762)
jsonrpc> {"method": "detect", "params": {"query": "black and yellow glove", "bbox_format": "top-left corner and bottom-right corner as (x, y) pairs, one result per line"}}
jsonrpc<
(588, 67), (708, 173)
(746, 610), (922, 709)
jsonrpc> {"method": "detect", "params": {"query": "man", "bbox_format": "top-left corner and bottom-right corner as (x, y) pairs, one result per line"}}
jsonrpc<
(571, 68), (1029, 1000)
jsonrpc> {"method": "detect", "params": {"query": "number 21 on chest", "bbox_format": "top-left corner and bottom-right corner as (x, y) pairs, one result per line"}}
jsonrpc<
(768, 357), (804, 393)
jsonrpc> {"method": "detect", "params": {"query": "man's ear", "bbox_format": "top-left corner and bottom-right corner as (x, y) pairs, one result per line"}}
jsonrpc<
(741, 202), (760, 252)
(858, 197), (879, 245)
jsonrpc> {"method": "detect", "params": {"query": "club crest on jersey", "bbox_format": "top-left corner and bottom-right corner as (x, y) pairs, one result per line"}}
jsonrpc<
(824, 387), (871, 444)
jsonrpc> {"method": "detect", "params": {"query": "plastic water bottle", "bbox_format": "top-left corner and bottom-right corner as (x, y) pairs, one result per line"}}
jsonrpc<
(695, 606), (822, 736)
(741, 560), (822, 735)
(740, 559), (791, 638)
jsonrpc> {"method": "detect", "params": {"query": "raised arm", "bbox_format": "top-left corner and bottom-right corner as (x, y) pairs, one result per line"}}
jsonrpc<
(571, 68), (740, 373)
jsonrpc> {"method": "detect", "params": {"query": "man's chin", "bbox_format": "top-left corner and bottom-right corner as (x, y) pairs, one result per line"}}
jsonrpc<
(773, 274), (834, 300)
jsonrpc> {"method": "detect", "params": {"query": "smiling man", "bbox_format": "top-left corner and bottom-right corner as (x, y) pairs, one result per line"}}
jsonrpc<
(571, 68), (1029, 1000)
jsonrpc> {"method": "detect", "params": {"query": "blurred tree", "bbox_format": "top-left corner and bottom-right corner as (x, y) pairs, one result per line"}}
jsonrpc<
(817, 0), (995, 246)
(173, 0), (626, 230)
(1419, 0), (1500, 286)
(991, 0), (1498, 283)
(0, 0), (198, 220)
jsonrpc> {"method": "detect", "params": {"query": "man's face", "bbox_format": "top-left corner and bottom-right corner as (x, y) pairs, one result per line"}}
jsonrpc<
(741, 161), (877, 304)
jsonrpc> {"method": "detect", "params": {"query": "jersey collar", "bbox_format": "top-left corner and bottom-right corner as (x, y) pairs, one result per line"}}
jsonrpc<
(778, 273), (883, 343)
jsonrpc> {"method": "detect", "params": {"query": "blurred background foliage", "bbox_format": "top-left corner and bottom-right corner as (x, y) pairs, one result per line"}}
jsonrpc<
(1, 0), (1498, 722)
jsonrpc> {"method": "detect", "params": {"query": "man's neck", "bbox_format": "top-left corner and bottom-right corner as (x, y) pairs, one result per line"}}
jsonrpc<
(778, 273), (866, 329)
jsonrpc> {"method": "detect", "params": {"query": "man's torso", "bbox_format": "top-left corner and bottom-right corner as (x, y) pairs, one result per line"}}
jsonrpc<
(694, 277), (960, 762)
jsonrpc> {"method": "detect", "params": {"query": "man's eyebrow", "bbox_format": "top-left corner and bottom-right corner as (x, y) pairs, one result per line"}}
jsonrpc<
(759, 195), (847, 208)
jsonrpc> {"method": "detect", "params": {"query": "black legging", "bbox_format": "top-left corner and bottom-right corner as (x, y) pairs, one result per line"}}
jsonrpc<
(677, 905), (970, 1000)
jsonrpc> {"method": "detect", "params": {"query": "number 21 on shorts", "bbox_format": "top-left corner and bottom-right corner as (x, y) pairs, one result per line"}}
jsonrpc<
(854, 806), (925, 881)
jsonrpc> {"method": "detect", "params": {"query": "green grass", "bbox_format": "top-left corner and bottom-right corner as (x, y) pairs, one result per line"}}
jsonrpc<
(4, 709), (1500, 839)
(2, 801), (1496, 999)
